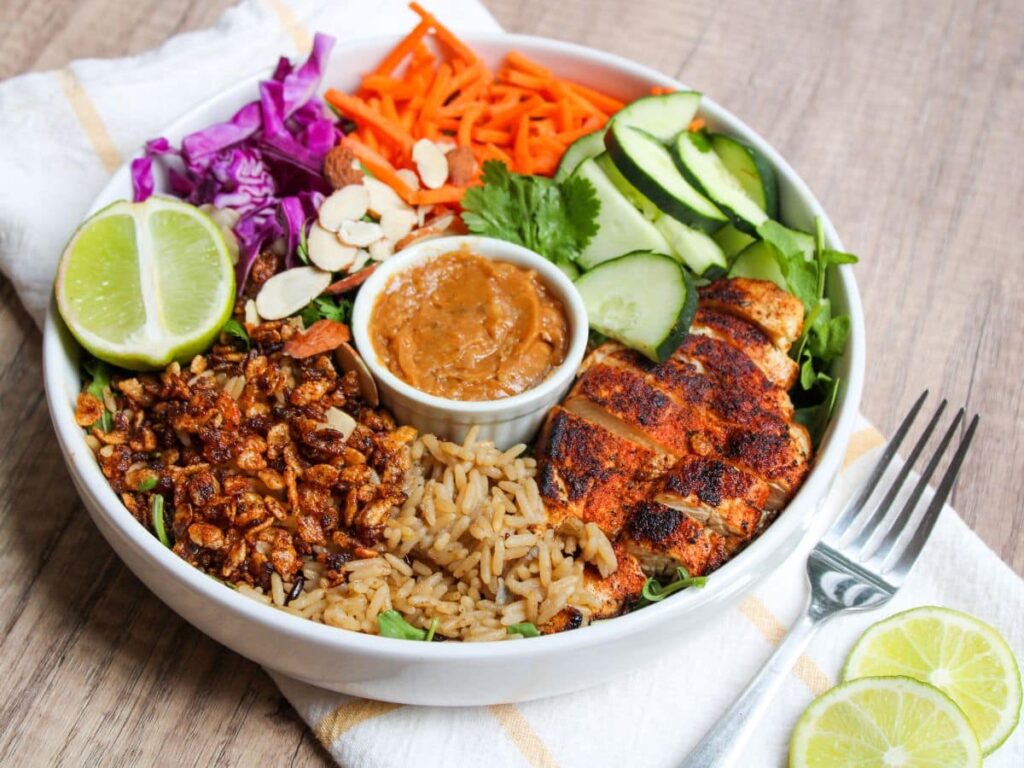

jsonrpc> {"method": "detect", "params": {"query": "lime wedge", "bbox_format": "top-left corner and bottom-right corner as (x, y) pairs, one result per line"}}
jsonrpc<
(790, 676), (982, 767)
(56, 198), (235, 369)
(843, 606), (1022, 754)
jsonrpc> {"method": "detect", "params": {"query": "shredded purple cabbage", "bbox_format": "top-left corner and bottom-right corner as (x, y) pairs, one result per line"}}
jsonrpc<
(131, 33), (341, 292)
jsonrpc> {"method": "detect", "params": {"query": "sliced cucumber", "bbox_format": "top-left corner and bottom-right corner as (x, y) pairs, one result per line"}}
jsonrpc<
(555, 131), (606, 182)
(606, 123), (727, 233)
(554, 257), (580, 280)
(672, 131), (767, 235)
(710, 134), (779, 219)
(596, 152), (727, 275)
(729, 228), (815, 287)
(612, 92), (702, 143)
(712, 223), (756, 258)
(655, 216), (727, 276)
(571, 158), (671, 270)
(728, 241), (786, 288)
(575, 251), (697, 362)
(594, 152), (660, 220)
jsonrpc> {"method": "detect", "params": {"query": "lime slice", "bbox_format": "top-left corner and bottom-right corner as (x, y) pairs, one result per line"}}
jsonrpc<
(790, 676), (982, 767)
(843, 606), (1022, 754)
(56, 197), (235, 369)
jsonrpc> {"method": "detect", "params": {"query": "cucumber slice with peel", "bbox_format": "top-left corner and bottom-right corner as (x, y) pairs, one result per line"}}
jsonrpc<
(606, 123), (727, 233)
(673, 131), (767, 235)
(555, 131), (606, 182)
(612, 91), (702, 142)
(571, 158), (671, 270)
(575, 251), (697, 362)
(710, 133), (779, 218)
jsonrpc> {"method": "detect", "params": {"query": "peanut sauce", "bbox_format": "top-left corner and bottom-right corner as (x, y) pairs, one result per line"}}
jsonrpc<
(370, 250), (569, 401)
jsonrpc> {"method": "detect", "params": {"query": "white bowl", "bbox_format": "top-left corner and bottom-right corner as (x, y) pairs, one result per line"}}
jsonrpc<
(42, 33), (865, 706)
(350, 235), (589, 449)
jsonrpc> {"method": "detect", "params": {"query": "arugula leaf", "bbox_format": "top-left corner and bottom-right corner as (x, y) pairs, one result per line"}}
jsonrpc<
(506, 622), (541, 638)
(425, 617), (439, 642)
(299, 295), (353, 328)
(151, 495), (171, 548)
(377, 610), (428, 640)
(461, 160), (599, 264)
(635, 566), (707, 608)
(756, 217), (859, 444)
(82, 356), (114, 432)
(220, 318), (250, 350)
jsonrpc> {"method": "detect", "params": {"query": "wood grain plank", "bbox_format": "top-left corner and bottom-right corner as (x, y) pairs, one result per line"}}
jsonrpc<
(0, 0), (1022, 765)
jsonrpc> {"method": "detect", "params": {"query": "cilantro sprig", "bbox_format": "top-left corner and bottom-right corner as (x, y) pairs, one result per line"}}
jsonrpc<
(299, 295), (352, 328)
(757, 218), (858, 442)
(460, 160), (599, 266)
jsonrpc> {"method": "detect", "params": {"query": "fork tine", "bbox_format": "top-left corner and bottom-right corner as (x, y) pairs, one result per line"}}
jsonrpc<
(848, 400), (948, 557)
(881, 413), (979, 581)
(829, 390), (929, 540)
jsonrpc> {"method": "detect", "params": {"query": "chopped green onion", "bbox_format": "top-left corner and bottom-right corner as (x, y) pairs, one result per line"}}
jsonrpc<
(636, 566), (707, 608)
(220, 318), (250, 350)
(425, 617), (439, 642)
(151, 495), (171, 548)
(377, 610), (427, 640)
(82, 356), (114, 432)
(507, 622), (540, 638)
(137, 476), (158, 492)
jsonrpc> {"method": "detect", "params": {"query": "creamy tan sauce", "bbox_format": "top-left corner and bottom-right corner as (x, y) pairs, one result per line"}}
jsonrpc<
(370, 250), (569, 401)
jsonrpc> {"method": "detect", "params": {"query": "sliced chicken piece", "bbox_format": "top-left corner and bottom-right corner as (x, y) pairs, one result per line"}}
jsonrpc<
(622, 500), (732, 578)
(699, 278), (803, 351)
(571, 362), (811, 498)
(691, 308), (799, 389)
(653, 456), (774, 548)
(536, 406), (670, 538)
(588, 340), (793, 423)
(538, 547), (647, 633)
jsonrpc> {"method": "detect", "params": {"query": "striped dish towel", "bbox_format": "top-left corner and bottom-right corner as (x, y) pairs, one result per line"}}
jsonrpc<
(1, 2), (1021, 766)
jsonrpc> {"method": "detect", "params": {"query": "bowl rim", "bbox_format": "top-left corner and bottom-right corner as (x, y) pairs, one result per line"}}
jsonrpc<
(43, 31), (866, 663)
(350, 234), (589, 414)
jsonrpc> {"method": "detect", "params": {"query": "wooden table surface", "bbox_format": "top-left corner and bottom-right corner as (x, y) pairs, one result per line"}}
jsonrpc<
(1, 0), (1022, 764)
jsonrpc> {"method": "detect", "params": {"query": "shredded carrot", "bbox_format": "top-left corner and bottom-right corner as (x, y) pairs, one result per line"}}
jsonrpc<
(328, 3), (630, 205)
(688, 117), (706, 132)
(650, 86), (676, 96)
(344, 137), (417, 205)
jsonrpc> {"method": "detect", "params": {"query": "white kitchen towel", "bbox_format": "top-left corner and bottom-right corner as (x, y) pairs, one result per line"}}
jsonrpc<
(1, 2), (1021, 767)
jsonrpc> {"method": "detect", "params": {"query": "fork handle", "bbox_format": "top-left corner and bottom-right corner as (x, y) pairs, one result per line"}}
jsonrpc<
(677, 611), (820, 768)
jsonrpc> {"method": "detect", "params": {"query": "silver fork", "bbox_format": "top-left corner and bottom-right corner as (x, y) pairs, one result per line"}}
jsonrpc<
(679, 391), (980, 768)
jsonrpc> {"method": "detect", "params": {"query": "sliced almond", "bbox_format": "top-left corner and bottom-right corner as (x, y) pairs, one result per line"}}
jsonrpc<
(335, 342), (379, 407)
(394, 214), (457, 251)
(364, 176), (411, 217)
(318, 185), (370, 231)
(416, 204), (432, 227)
(255, 266), (332, 321)
(395, 168), (421, 191)
(350, 248), (371, 272)
(338, 220), (384, 248)
(368, 238), (394, 262)
(307, 222), (358, 272)
(380, 208), (418, 244)
(412, 138), (449, 190)
(323, 406), (357, 441)
(244, 299), (260, 326)
(433, 139), (457, 155)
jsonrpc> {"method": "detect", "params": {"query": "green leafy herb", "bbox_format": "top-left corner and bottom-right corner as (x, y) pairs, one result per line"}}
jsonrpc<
(137, 476), (158, 492)
(377, 610), (428, 641)
(299, 295), (353, 328)
(757, 217), (858, 443)
(82, 356), (114, 432)
(461, 160), (599, 264)
(295, 222), (310, 265)
(425, 617), (439, 642)
(220, 318), (250, 350)
(506, 622), (541, 638)
(151, 495), (171, 548)
(635, 566), (707, 608)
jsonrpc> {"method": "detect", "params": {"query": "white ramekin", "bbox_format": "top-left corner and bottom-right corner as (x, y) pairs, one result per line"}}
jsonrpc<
(350, 235), (588, 449)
